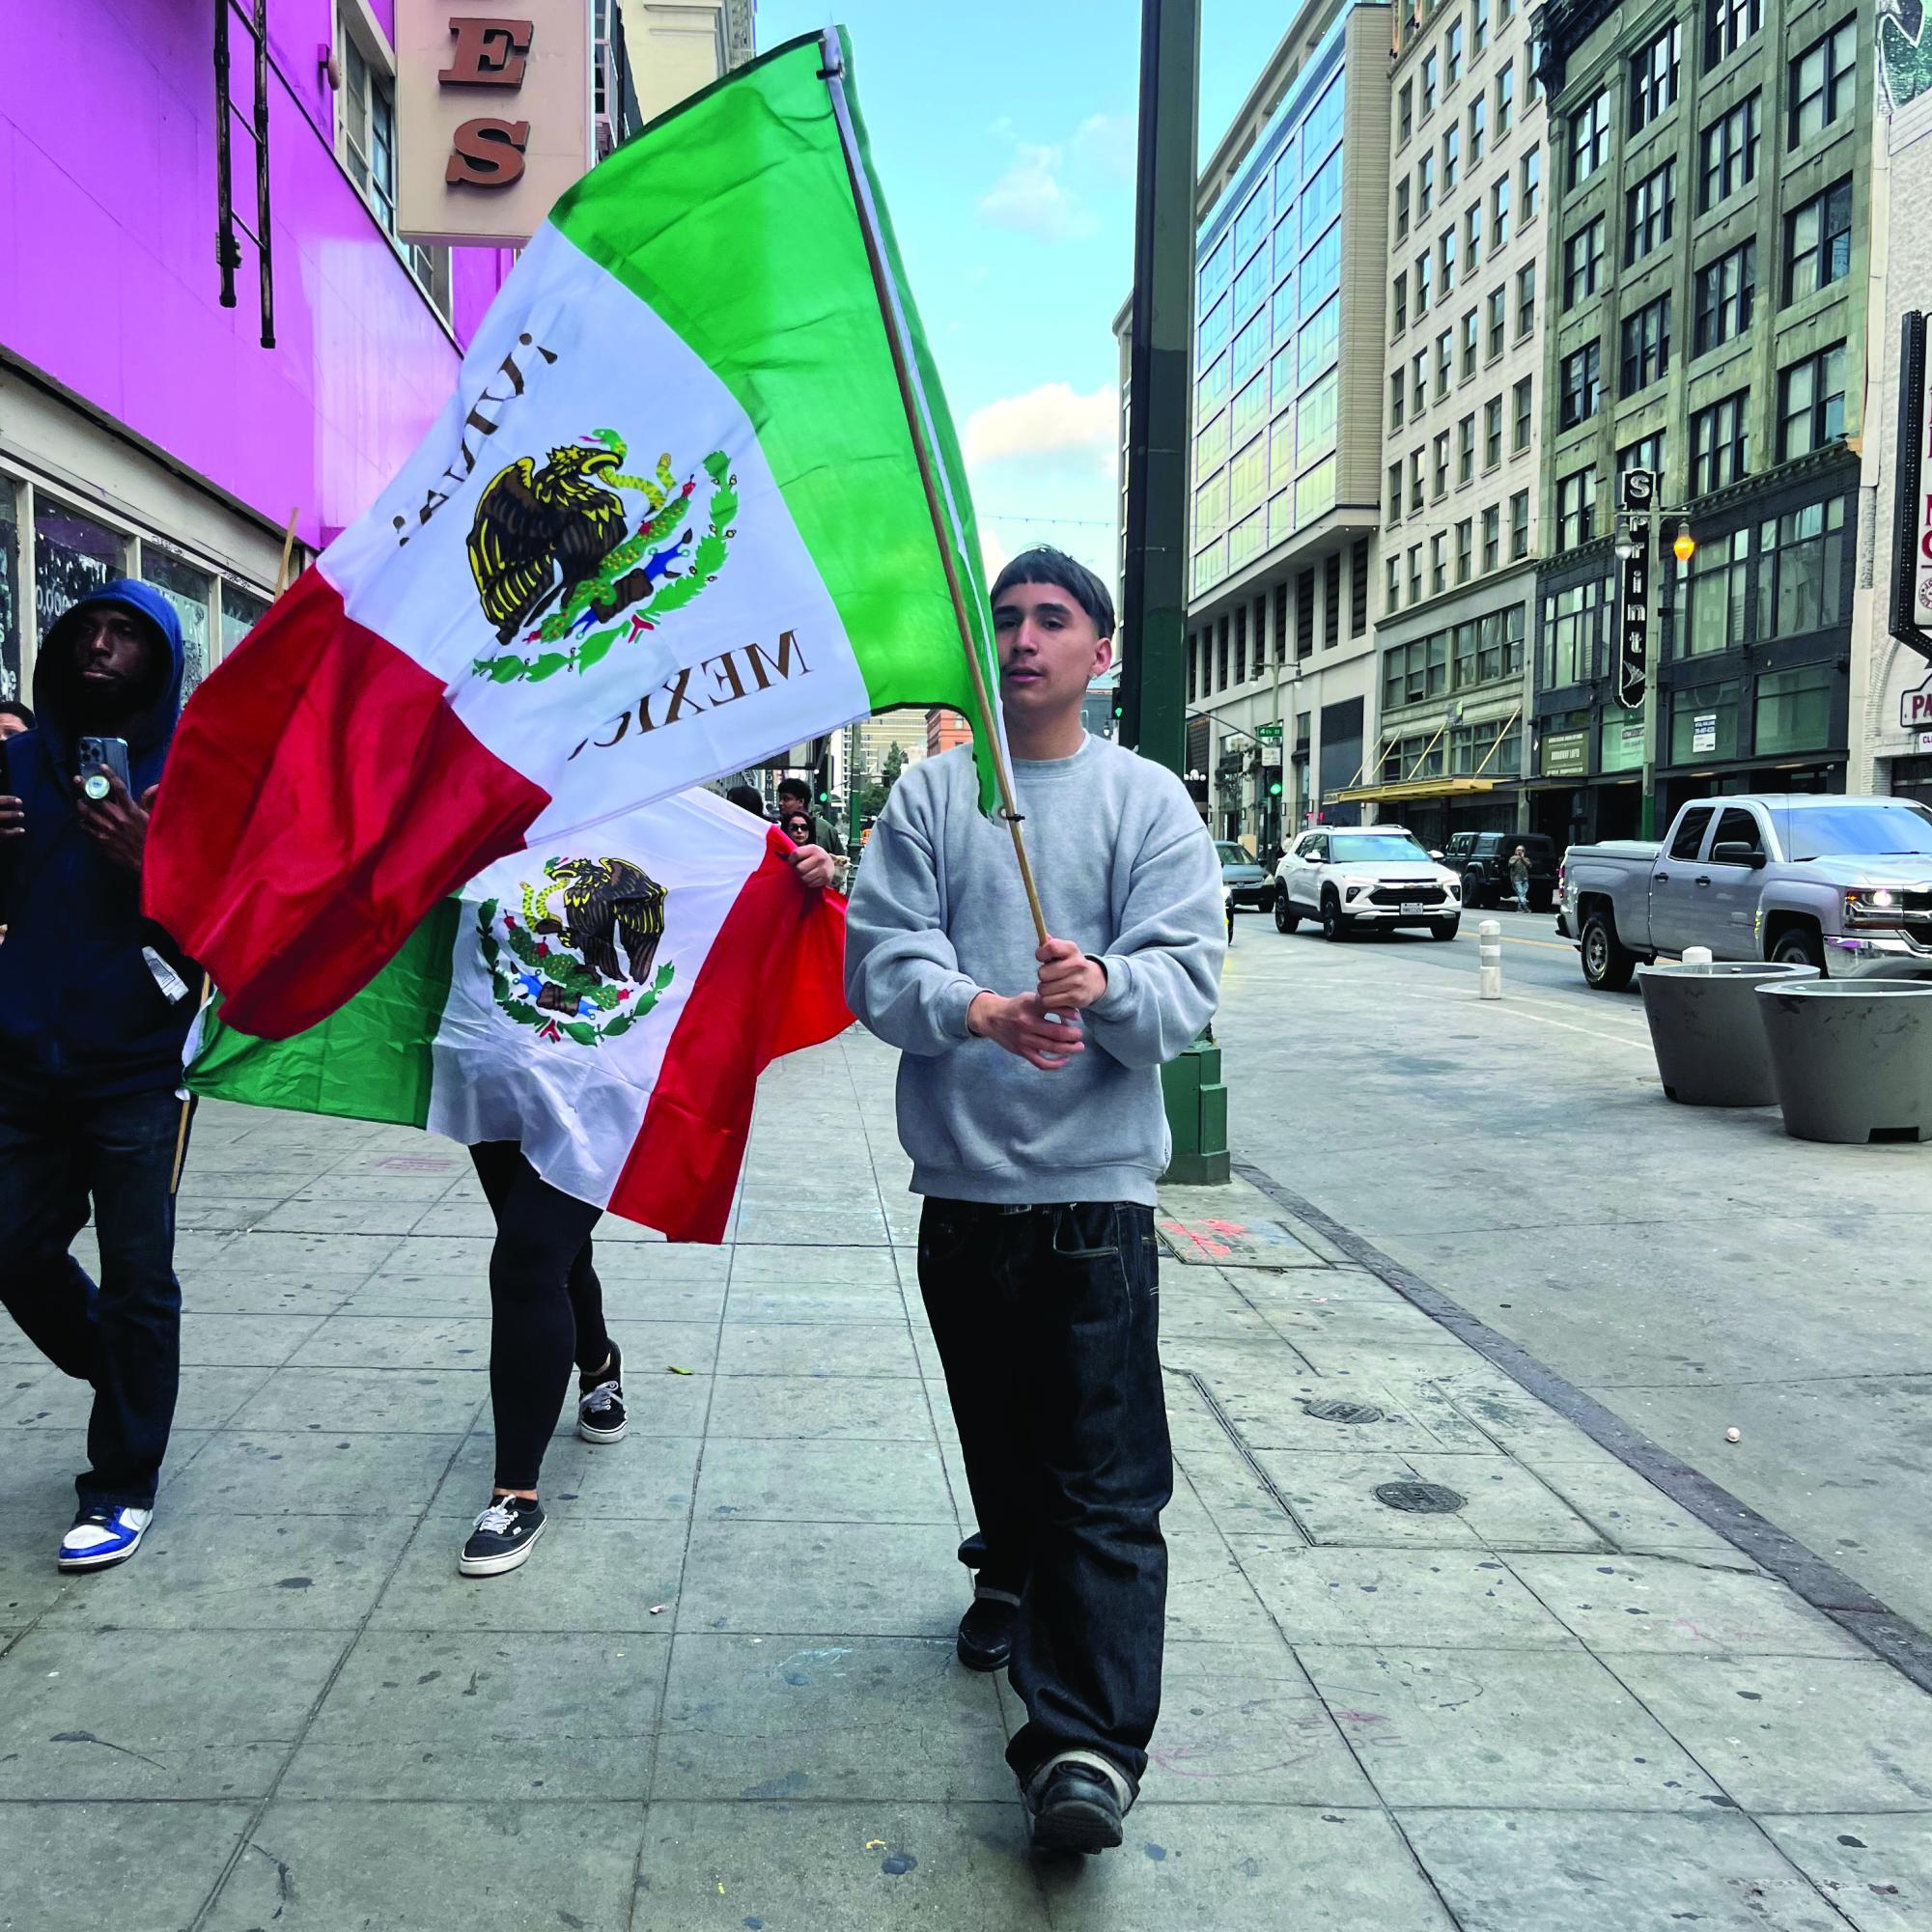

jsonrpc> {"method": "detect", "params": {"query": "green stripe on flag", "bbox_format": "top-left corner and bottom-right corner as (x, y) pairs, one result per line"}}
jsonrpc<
(551, 30), (1000, 803)
(187, 900), (462, 1127)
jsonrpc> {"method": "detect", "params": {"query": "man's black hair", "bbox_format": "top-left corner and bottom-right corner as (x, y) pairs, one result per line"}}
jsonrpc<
(724, 783), (765, 819)
(775, 775), (811, 802)
(990, 546), (1115, 641)
(0, 701), (33, 728)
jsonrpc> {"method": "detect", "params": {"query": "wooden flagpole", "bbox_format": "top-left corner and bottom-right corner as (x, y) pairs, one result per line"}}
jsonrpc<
(170, 507), (300, 1195)
(818, 31), (1050, 947)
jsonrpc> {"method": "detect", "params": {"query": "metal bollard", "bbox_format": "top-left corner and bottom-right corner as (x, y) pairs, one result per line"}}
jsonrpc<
(1478, 919), (1502, 999)
(1682, 946), (1713, 968)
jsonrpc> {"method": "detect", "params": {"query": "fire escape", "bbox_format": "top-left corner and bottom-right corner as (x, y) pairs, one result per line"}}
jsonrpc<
(214, 0), (275, 349)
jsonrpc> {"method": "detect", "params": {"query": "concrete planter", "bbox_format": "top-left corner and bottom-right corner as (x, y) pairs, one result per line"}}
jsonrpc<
(1637, 960), (1818, 1106)
(1755, 979), (1932, 1143)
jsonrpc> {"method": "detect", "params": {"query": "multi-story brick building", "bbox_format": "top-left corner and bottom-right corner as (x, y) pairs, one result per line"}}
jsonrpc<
(1529, 0), (1873, 842)
(1369, 0), (1552, 847)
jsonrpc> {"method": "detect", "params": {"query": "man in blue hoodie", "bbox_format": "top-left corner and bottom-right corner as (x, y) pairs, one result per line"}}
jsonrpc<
(0, 580), (197, 1572)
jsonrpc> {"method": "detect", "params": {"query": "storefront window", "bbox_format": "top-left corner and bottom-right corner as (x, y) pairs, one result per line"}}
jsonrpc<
(1669, 681), (1741, 762)
(0, 479), (21, 704)
(144, 545), (213, 696)
(1599, 704), (1643, 772)
(1681, 528), (1749, 658)
(1754, 663), (1834, 755)
(1755, 497), (1848, 641)
(35, 499), (126, 645)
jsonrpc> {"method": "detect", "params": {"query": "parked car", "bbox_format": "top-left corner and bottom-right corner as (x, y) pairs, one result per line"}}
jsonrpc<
(1272, 826), (1463, 941)
(1443, 831), (1559, 910)
(1217, 840), (1273, 911)
(1561, 794), (1932, 990)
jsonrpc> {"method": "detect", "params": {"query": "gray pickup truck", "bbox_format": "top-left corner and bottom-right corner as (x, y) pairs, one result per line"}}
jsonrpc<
(1562, 794), (1932, 989)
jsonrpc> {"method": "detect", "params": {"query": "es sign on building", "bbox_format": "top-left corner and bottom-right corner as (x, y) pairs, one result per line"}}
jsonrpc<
(396, 0), (591, 247)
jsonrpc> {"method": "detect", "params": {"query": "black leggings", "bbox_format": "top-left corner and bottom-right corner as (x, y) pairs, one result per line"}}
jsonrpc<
(470, 1142), (612, 1491)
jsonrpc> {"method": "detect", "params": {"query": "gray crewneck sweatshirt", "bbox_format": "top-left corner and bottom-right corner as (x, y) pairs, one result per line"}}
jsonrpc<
(844, 734), (1225, 1206)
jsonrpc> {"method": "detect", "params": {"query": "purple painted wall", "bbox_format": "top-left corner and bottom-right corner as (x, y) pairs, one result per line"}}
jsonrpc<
(0, 0), (512, 552)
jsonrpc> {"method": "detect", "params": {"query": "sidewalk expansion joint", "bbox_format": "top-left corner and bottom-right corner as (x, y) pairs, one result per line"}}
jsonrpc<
(1170, 1366), (1316, 1546)
(1234, 1158), (1932, 1698)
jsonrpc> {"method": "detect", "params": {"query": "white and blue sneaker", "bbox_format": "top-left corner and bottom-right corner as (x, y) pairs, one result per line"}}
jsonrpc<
(57, 1505), (154, 1573)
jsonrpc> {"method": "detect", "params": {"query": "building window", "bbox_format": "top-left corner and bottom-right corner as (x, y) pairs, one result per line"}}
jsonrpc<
(1691, 391), (1750, 493)
(1388, 460), (1405, 521)
(1630, 21), (1683, 131)
(1518, 260), (1538, 337)
(1559, 341), (1602, 428)
(1625, 158), (1676, 264)
(1475, 0), (1491, 52)
(1432, 532), (1448, 594)
(1694, 239), (1755, 354)
(1699, 94), (1760, 211)
(1352, 537), (1370, 633)
(1485, 395), (1504, 466)
(1511, 489), (1531, 557)
(1783, 177), (1854, 304)
(1567, 93), (1610, 189)
(1459, 413), (1476, 482)
(1411, 449), (1427, 513)
(1442, 226), (1458, 294)
(1681, 527), (1750, 657)
(1444, 125), (1463, 192)
(1387, 555), (1403, 608)
(1669, 682), (1742, 761)
(1563, 218), (1605, 307)
(1390, 372), (1406, 431)
(1437, 330), (1454, 399)
(1706, 0), (1762, 67)
(1487, 284), (1507, 357)
(1482, 503), (1500, 570)
(1755, 497), (1849, 639)
(1467, 201), (1483, 272)
(1457, 518), (1474, 581)
(1789, 16), (1858, 147)
(1513, 376), (1533, 451)
(1423, 50), (1440, 114)
(1419, 152), (1437, 217)
(1471, 96), (1488, 164)
(1498, 65), (1516, 135)
(1413, 352), (1428, 416)
(1778, 344), (1847, 460)
(1394, 271), (1409, 336)
(1435, 430), (1451, 496)
(1620, 294), (1671, 395)
(1522, 144), (1541, 220)
(1557, 468), (1598, 547)
(1541, 574), (1610, 684)
(1493, 175), (1513, 247)
(1618, 430), (1666, 488)
(1416, 248), (1434, 314)
(1400, 79), (1414, 142)
(1410, 546), (1423, 603)
(1397, 180), (1412, 239)
(1461, 307), (1479, 378)
(1755, 664), (1835, 754)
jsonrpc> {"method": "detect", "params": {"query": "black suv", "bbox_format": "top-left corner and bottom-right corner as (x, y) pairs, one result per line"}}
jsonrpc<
(1443, 831), (1558, 910)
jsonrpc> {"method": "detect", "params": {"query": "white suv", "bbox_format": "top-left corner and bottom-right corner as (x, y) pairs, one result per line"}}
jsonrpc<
(1273, 826), (1463, 942)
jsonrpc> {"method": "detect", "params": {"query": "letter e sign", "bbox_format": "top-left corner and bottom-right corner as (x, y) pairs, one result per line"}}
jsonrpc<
(439, 17), (533, 87)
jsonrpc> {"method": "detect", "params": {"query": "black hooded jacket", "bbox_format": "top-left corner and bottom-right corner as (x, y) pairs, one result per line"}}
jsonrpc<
(0, 579), (198, 1098)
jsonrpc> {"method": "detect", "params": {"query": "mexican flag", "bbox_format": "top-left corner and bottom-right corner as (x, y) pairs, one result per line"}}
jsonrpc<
(184, 789), (850, 1244)
(146, 27), (1005, 1039)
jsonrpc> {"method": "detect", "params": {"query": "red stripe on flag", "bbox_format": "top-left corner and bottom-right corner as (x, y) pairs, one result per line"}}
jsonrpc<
(609, 827), (852, 1242)
(143, 568), (549, 1038)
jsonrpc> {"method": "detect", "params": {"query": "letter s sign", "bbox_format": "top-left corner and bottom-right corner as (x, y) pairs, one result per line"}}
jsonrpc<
(446, 118), (531, 187)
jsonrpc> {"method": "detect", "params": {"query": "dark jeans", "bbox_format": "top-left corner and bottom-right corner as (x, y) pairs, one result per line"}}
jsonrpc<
(470, 1142), (611, 1492)
(0, 1083), (187, 1511)
(918, 1197), (1170, 1794)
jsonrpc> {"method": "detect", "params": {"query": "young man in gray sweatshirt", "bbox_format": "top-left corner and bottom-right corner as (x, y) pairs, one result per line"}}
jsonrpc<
(845, 547), (1223, 1853)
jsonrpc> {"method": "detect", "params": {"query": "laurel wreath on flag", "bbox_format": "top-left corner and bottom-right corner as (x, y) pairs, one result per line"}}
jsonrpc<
(476, 898), (676, 1047)
(470, 451), (739, 686)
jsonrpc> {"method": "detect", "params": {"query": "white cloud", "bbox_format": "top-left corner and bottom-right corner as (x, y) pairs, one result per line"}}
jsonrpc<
(964, 382), (1116, 479)
(1071, 112), (1136, 186)
(977, 141), (1096, 240)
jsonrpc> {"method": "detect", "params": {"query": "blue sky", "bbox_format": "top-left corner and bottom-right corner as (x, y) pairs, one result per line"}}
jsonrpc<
(759, 1), (1290, 583)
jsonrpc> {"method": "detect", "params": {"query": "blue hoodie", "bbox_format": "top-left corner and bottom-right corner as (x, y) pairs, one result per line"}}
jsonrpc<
(0, 579), (198, 1099)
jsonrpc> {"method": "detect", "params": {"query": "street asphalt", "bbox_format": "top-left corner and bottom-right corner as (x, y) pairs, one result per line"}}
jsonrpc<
(0, 1012), (1927, 1927)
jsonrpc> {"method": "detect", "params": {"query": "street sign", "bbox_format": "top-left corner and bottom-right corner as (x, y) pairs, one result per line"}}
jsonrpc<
(1617, 518), (1651, 711)
(1903, 667), (1932, 731)
(1618, 466), (1657, 513)
(1255, 720), (1284, 742)
(1692, 712), (1719, 755)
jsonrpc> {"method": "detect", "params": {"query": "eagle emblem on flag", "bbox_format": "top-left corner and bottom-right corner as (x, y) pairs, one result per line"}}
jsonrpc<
(466, 429), (739, 686)
(476, 854), (676, 1045)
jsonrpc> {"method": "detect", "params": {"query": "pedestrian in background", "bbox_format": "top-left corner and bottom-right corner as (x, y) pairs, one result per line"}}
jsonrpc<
(776, 774), (845, 858)
(724, 782), (766, 819)
(1509, 843), (1531, 911)
(0, 583), (197, 1572)
(846, 546), (1223, 1854)
(0, 701), (33, 739)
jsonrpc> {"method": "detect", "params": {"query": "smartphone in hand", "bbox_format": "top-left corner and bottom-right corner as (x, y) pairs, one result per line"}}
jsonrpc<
(76, 735), (132, 801)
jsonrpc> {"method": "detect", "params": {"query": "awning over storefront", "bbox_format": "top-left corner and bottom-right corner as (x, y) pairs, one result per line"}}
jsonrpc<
(1331, 775), (1503, 805)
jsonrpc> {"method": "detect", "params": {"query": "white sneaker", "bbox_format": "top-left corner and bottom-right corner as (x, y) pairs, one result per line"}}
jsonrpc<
(57, 1505), (154, 1572)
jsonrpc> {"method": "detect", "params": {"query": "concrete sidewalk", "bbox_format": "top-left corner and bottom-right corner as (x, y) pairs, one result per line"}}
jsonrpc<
(1, 1028), (1928, 1929)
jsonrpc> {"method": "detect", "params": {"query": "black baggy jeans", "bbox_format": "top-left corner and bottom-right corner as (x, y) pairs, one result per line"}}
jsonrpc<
(0, 1082), (187, 1511)
(917, 1197), (1171, 1794)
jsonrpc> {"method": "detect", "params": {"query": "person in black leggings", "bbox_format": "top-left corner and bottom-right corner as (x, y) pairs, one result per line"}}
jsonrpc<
(457, 1141), (629, 1577)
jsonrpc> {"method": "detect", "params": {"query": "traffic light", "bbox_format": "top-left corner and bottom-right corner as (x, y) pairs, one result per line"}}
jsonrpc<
(1268, 779), (1283, 798)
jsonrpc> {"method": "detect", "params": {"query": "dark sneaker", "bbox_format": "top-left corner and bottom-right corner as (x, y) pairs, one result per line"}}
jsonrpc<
(458, 1495), (546, 1577)
(57, 1505), (153, 1572)
(1024, 1756), (1128, 1854)
(577, 1347), (627, 1444)
(957, 1591), (1018, 1672)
